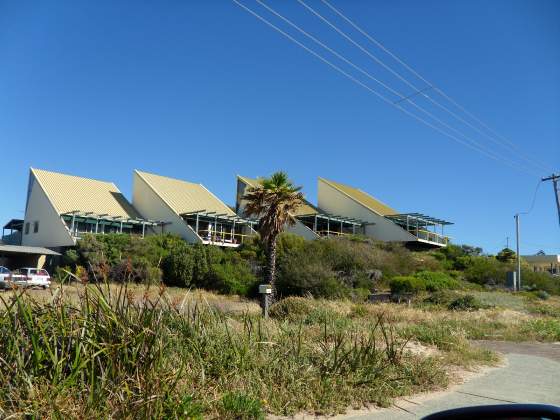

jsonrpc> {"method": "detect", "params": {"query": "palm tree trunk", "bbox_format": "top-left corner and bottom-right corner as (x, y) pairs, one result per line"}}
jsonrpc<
(266, 236), (278, 300)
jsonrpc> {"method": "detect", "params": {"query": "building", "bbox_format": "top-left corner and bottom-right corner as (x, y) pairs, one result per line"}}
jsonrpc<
(318, 178), (452, 247)
(0, 243), (60, 270)
(21, 168), (162, 250)
(133, 170), (256, 247)
(523, 252), (560, 275)
(236, 175), (365, 239)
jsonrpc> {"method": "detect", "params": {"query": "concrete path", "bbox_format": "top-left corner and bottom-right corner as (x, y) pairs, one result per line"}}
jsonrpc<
(337, 342), (560, 419)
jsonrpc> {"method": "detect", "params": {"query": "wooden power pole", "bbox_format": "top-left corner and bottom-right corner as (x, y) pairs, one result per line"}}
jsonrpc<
(542, 174), (560, 227)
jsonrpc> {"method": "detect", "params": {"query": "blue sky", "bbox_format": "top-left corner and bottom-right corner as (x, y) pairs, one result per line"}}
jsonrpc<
(0, 0), (558, 254)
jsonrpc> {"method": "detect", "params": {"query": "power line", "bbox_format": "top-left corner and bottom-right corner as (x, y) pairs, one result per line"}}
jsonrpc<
(318, 0), (555, 174)
(234, 0), (539, 176)
(253, 0), (539, 176)
(519, 180), (542, 215)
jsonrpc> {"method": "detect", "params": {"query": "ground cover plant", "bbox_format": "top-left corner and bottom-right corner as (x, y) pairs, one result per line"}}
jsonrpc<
(3, 282), (560, 418)
(0, 283), (502, 419)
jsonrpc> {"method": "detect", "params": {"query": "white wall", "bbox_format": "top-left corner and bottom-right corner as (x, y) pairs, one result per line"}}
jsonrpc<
(22, 175), (74, 248)
(318, 180), (416, 243)
(286, 220), (320, 240)
(132, 172), (201, 244)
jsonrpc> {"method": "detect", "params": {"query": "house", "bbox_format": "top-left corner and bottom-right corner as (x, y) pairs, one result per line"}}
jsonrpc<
(133, 170), (257, 247)
(21, 168), (163, 250)
(317, 177), (452, 247)
(523, 252), (560, 275)
(236, 175), (365, 240)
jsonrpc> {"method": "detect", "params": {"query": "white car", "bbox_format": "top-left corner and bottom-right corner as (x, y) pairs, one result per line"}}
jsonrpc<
(0, 266), (11, 289)
(10, 268), (51, 289)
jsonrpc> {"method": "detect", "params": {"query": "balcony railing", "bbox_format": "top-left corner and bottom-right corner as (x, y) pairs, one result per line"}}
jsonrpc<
(412, 229), (449, 245)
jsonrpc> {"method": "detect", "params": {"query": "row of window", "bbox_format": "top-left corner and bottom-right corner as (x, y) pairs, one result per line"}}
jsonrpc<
(24, 221), (39, 235)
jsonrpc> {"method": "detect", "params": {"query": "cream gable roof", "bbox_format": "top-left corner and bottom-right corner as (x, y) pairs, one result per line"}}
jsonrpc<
(31, 168), (140, 219)
(319, 178), (397, 216)
(237, 175), (318, 217)
(136, 170), (236, 216)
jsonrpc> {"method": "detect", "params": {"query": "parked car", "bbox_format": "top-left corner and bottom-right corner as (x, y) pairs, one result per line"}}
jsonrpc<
(0, 266), (11, 289)
(9, 268), (51, 289)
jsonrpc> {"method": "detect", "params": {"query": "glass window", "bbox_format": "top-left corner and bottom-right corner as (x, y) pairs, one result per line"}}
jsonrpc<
(33, 221), (39, 233)
(24, 223), (30, 234)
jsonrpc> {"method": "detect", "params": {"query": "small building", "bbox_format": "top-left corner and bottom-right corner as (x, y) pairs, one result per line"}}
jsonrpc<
(21, 168), (163, 250)
(236, 175), (365, 240)
(318, 178), (452, 247)
(523, 252), (560, 275)
(2, 219), (24, 245)
(0, 243), (60, 270)
(133, 170), (256, 247)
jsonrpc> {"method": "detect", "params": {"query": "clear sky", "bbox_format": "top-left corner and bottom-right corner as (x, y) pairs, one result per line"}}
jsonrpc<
(1, 0), (558, 254)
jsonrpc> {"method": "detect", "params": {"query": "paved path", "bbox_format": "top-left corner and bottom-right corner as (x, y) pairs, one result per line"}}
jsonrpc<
(337, 342), (560, 419)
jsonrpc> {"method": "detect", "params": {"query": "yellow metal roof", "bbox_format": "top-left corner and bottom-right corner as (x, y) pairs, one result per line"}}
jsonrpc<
(319, 177), (397, 216)
(237, 175), (318, 216)
(137, 171), (236, 216)
(31, 168), (141, 219)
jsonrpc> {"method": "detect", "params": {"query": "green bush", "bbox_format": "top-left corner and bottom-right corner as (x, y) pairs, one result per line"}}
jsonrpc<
(464, 256), (509, 285)
(424, 290), (461, 306)
(413, 271), (460, 292)
(161, 247), (195, 287)
(448, 295), (484, 311)
(206, 262), (257, 296)
(389, 276), (426, 295)
(536, 290), (551, 300)
(269, 296), (317, 321)
(220, 392), (264, 420)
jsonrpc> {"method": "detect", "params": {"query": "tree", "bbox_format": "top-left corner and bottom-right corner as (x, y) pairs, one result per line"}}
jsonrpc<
(496, 247), (516, 263)
(242, 172), (304, 297)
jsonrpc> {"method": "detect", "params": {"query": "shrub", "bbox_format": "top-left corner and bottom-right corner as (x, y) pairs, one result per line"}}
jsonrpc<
(414, 271), (460, 292)
(447, 294), (484, 311)
(389, 276), (425, 295)
(269, 296), (317, 321)
(536, 290), (550, 301)
(206, 262), (258, 296)
(424, 290), (461, 306)
(161, 248), (195, 287)
(220, 392), (264, 420)
(463, 256), (509, 285)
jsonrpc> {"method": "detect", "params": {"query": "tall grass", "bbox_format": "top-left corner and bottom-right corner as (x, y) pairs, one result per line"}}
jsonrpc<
(0, 284), (448, 418)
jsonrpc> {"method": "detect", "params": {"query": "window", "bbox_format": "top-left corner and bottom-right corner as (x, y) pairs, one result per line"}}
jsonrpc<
(24, 223), (30, 235)
(33, 221), (39, 233)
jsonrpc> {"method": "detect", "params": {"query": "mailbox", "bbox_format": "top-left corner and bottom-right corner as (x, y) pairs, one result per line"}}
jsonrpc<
(259, 284), (272, 294)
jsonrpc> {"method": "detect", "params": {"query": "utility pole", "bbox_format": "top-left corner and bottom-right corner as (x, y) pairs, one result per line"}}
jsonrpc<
(542, 173), (560, 227)
(515, 214), (521, 291)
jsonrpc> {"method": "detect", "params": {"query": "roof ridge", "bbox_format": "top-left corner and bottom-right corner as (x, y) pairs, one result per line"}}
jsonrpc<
(32, 167), (116, 186)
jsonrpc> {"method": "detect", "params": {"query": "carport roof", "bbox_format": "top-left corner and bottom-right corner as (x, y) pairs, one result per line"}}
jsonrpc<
(0, 244), (60, 256)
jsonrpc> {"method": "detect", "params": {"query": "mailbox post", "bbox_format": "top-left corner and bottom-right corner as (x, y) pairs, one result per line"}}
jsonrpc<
(259, 284), (272, 318)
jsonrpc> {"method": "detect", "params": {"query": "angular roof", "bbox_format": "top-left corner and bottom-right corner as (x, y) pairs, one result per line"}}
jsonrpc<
(31, 168), (141, 219)
(237, 175), (319, 216)
(0, 244), (60, 256)
(319, 177), (397, 216)
(136, 170), (236, 216)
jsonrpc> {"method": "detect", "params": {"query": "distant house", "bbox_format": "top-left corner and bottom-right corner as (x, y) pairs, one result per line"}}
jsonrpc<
(133, 170), (257, 247)
(236, 175), (365, 240)
(21, 168), (162, 250)
(318, 178), (452, 247)
(522, 252), (560, 275)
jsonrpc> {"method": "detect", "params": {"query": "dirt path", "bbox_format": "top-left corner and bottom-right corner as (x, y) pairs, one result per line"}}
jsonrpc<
(330, 341), (560, 419)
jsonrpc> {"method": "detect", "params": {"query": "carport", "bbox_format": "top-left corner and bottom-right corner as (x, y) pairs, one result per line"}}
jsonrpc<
(0, 244), (60, 270)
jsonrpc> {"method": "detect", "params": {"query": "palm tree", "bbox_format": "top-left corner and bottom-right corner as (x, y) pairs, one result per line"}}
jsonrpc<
(243, 172), (304, 296)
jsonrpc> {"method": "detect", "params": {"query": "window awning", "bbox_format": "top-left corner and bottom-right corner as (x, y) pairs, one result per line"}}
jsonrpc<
(61, 211), (166, 226)
(385, 213), (453, 227)
(180, 210), (258, 225)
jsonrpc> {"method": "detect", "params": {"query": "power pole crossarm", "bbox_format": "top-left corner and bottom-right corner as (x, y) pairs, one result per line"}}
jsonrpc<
(542, 174), (560, 227)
